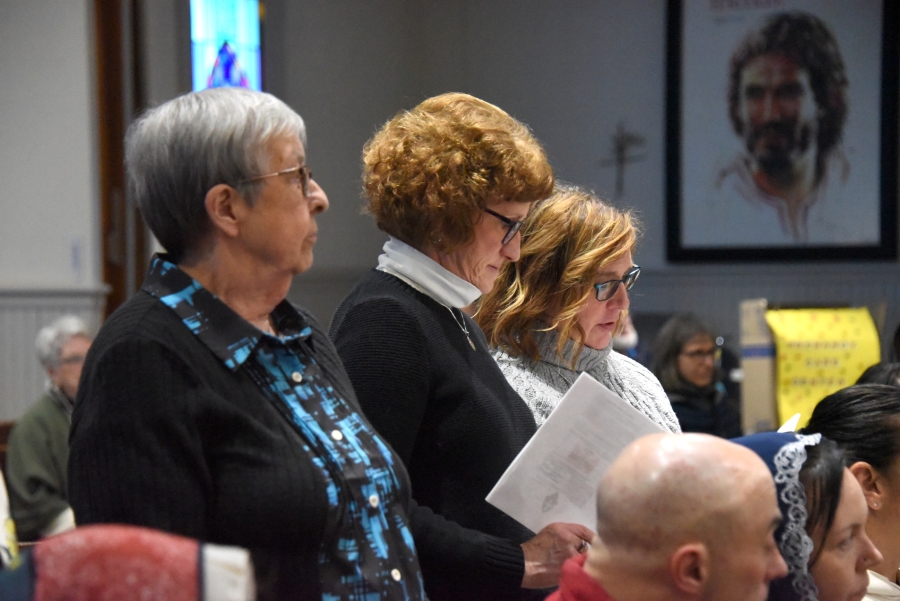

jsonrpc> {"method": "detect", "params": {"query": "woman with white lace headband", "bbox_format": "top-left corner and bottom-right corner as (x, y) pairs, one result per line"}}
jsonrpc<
(476, 185), (680, 433)
(733, 432), (882, 601)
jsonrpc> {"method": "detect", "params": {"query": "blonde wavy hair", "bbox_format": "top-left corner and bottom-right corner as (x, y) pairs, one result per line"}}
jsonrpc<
(476, 185), (638, 364)
(362, 93), (554, 254)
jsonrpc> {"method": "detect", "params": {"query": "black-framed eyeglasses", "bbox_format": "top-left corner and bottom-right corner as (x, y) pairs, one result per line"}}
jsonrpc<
(58, 354), (87, 366)
(240, 165), (313, 197)
(483, 208), (524, 245)
(593, 265), (640, 301)
(680, 347), (722, 362)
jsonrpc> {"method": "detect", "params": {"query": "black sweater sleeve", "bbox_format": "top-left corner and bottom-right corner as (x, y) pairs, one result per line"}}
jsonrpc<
(69, 335), (213, 535)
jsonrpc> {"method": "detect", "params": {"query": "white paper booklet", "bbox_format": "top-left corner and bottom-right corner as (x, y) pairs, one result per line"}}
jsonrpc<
(486, 372), (665, 533)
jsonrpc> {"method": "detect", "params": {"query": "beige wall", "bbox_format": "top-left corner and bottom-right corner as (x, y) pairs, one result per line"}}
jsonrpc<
(0, 0), (100, 289)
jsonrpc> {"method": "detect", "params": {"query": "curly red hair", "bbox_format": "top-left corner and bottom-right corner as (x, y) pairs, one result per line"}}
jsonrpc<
(363, 93), (554, 253)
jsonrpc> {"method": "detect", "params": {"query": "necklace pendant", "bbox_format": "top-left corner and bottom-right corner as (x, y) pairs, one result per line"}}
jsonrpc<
(468, 336), (476, 351)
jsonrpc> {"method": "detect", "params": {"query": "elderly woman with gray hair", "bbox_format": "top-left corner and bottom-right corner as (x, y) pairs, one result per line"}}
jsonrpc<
(6, 315), (91, 541)
(68, 88), (425, 601)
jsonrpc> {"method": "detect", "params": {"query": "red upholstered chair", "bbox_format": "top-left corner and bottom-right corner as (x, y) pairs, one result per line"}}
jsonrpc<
(0, 524), (255, 601)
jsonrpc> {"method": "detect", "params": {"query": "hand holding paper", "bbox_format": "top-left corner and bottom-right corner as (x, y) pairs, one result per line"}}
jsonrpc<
(520, 521), (595, 589)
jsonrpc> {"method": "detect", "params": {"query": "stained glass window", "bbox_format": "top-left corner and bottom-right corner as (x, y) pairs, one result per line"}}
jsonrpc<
(190, 0), (262, 91)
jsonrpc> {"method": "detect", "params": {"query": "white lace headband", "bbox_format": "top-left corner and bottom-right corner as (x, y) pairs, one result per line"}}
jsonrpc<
(773, 432), (822, 601)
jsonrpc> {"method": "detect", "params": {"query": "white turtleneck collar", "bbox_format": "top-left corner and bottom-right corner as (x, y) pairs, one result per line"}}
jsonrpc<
(377, 237), (482, 309)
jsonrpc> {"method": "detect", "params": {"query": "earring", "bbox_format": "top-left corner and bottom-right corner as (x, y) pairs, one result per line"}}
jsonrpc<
(872, 501), (880, 509)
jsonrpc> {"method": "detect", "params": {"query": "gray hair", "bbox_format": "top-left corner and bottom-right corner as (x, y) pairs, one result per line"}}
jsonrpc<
(650, 313), (717, 391)
(126, 87), (307, 262)
(35, 315), (91, 370)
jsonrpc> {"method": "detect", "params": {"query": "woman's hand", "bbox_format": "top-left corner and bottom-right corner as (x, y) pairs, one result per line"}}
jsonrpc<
(520, 522), (596, 589)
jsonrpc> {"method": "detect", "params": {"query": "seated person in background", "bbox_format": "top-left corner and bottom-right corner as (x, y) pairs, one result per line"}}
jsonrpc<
(548, 432), (787, 601)
(6, 315), (91, 541)
(611, 313), (651, 367)
(733, 432), (882, 601)
(477, 185), (679, 432)
(650, 313), (741, 438)
(803, 384), (900, 601)
(854, 363), (900, 387)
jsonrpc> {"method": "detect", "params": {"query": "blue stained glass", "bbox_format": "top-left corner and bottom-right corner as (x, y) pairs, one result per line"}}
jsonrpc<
(190, 0), (262, 91)
(207, 42), (249, 88)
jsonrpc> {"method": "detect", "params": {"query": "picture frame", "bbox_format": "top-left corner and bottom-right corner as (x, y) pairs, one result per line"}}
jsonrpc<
(665, 0), (899, 262)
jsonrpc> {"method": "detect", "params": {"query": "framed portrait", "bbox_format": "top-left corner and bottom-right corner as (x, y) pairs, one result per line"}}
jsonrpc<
(666, 0), (899, 262)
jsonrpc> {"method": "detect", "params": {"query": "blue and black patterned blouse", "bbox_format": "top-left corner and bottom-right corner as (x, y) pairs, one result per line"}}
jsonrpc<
(69, 255), (425, 600)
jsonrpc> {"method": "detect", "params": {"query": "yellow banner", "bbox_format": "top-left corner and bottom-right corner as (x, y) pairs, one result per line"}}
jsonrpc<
(764, 308), (880, 426)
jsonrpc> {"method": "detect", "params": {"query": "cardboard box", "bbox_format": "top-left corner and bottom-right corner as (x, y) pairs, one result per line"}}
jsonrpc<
(739, 301), (880, 433)
(740, 299), (777, 433)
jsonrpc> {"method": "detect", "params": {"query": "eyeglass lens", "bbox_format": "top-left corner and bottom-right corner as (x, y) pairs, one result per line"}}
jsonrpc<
(681, 348), (721, 360)
(296, 166), (312, 197)
(241, 165), (312, 197)
(594, 266), (640, 301)
(59, 354), (87, 366)
(483, 208), (523, 245)
(502, 221), (523, 245)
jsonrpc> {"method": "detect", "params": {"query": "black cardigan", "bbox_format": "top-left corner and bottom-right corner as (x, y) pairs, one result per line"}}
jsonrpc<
(330, 269), (547, 601)
(68, 286), (420, 601)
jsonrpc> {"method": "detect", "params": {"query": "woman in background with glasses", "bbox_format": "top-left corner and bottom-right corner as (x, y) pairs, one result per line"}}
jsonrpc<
(477, 185), (680, 432)
(650, 313), (742, 437)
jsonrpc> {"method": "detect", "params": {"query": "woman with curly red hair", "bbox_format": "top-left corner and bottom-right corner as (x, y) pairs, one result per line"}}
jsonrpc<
(330, 93), (594, 601)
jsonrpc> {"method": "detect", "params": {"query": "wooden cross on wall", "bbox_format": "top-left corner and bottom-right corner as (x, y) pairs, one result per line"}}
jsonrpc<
(599, 121), (646, 199)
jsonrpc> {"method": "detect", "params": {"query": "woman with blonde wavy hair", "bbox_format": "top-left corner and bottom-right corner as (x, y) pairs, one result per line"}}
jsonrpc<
(477, 185), (680, 432)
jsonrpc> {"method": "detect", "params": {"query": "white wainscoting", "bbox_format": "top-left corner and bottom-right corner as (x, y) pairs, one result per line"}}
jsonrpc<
(0, 288), (107, 421)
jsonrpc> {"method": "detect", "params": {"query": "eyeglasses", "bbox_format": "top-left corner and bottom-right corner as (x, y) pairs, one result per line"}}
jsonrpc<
(58, 354), (86, 366)
(593, 265), (640, 301)
(240, 165), (313, 197)
(680, 348), (722, 361)
(483, 208), (524, 245)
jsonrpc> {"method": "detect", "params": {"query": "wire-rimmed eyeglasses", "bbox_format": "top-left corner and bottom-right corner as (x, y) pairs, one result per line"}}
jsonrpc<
(239, 165), (312, 197)
(593, 265), (640, 301)
(483, 208), (524, 245)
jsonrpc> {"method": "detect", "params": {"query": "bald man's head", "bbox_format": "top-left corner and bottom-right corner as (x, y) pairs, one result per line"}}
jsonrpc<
(597, 434), (765, 552)
(593, 434), (787, 601)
